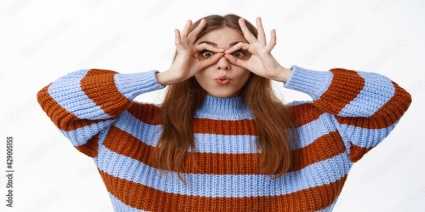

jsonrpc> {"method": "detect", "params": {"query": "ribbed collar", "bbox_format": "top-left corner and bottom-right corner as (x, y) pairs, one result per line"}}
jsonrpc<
(194, 95), (252, 120)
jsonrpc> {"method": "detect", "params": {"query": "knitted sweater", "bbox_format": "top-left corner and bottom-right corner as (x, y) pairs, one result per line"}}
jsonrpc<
(37, 65), (411, 212)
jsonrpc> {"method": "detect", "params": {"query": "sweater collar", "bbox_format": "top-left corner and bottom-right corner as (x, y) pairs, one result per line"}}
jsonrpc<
(194, 95), (252, 120)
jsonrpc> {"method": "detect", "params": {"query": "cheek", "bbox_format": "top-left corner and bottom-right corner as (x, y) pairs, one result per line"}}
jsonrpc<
(234, 68), (251, 80)
(194, 68), (213, 84)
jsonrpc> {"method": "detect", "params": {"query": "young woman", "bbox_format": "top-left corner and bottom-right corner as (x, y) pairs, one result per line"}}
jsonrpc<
(37, 14), (412, 211)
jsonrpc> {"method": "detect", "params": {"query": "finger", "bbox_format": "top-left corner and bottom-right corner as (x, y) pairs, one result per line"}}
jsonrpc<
(266, 29), (276, 50)
(180, 20), (192, 43)
(223, 54), (247, 69)
(187, 19), (206, 42)
(200, 52), (224, 68)
(256, 17), (266, 45)
(238, 18), (257, 43)
(174, 29), (182, 46)
(224, 42), (250, 54)
(195, 43), (224, 53)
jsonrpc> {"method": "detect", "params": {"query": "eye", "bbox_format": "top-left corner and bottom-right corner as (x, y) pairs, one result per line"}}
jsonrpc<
(201, 51), (214, 58)
(233, 51), (244, 58)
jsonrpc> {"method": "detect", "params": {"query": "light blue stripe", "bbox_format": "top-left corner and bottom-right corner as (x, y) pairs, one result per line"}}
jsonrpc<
(285, 65), (333, 100)
(194, 111), (253, 120)
(61, 120), (114, 146)
(115, 110), (340, 153)
(194, 95), (253, 120)
(114, 70), (166, 100)
(97, 146), (352, 198)
(338, 72), (395, 117)
(115, 111), (258, 153)
(296, 113), (338, 148)
(113, 111), (162, 146)
(340, 120), (399, 148)
(193, 134), (257, 153)
(109, 192), (149, 212)
(48, 69), (112, 120)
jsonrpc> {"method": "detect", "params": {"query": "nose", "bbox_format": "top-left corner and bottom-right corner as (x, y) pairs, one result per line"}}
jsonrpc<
(216, 56), (230, 71)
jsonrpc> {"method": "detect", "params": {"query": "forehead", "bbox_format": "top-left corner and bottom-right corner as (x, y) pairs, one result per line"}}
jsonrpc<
(196, 27), (247, 47)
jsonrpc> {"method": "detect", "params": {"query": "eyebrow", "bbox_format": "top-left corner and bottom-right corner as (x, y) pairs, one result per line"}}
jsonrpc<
(197, 41), (246, 47)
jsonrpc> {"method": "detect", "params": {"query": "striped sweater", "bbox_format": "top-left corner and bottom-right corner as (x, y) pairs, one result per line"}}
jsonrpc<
(37, 65), (411, 212)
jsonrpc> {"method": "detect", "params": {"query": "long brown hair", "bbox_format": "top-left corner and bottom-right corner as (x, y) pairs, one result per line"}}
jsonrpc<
(152, 14), (298, 182)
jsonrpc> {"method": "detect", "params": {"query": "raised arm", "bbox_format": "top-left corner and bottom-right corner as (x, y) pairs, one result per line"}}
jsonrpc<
(284, 65), (412, 161)
(37, 69), (165, 157)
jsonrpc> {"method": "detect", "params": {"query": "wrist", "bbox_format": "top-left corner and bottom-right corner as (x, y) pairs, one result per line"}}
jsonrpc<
(155, 71), (173, 86)
(273, 66), (292, 83)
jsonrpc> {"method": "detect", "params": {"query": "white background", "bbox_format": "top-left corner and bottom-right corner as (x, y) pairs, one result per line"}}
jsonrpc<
(1, 0), (424, 211)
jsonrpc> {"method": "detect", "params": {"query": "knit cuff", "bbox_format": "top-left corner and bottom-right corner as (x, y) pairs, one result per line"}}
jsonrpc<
(114, 70), (166, 100)
(283, 65), (333, 100)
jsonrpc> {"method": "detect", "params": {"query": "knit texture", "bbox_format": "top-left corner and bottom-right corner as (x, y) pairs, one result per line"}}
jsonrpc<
(37, 65), (412, 212)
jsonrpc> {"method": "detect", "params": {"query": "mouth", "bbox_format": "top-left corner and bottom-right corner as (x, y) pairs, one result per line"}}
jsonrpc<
(215, 75), (230, 85)
(216, 75), (230, 80)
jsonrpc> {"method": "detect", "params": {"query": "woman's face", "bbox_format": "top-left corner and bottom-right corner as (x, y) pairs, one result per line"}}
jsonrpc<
(194, 27), (252, 98)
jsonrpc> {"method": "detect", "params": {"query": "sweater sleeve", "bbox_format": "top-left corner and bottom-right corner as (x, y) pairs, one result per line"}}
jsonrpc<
(284, 65), (412, 162)
(37, 68), (165, 157)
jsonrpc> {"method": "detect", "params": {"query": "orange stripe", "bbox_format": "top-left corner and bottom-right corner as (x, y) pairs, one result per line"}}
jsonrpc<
(349, 142), (373, 162)
(336, 81), (412, 129)
(127, 103), (259, 135)
(193, 118), (258, 135)
(314, 68), (365, 115)
(99, 169), (346, 211)
(103, 126), (345, 175)
(314, 68), (365, 114)
(75, 134), (99, 157)
(37, 85), (113, 131)
(127, 103), (162, 125)
(80, 69), (132, 117)
(291, 102), (324, 127)
(293, 131), (346, 172)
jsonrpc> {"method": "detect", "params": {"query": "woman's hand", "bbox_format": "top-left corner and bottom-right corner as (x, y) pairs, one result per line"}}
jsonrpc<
(156, 19), (224, 85)
(223, 17), (292, 83)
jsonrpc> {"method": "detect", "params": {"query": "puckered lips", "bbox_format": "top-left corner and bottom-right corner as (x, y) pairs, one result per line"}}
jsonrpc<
(215, 75), (231, 85)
